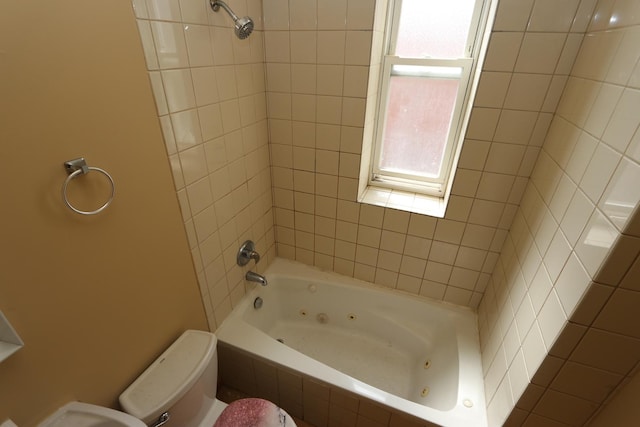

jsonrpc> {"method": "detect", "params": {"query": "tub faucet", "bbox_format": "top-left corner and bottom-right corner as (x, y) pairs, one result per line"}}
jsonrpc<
(246, 271), (268, 286)
(237, 240), (260, 266)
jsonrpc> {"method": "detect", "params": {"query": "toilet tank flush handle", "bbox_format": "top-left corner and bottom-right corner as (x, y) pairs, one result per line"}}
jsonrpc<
(150, 412), (170, 427)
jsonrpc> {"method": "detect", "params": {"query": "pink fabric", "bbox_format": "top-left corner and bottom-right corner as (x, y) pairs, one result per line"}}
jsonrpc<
(214, 398), (290, 427)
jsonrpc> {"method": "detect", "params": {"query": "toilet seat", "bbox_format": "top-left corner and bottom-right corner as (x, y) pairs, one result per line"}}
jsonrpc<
(213, 399), (297, 427)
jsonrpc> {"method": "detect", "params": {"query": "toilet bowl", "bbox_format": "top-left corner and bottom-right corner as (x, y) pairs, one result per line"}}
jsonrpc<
(36, 330), (295, 427)
(119, 330), (297, 427)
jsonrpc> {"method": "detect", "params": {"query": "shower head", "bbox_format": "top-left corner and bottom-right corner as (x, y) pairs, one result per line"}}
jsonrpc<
(210, 0), (254, 39)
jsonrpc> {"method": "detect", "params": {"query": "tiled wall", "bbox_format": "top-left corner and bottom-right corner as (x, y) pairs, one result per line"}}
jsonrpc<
(478, 0), (640, 425)
(131, 0), (275, 330)
(265, 0), (592, 308)
(218, 343), (441, 427)
(129, 0), (640, 425)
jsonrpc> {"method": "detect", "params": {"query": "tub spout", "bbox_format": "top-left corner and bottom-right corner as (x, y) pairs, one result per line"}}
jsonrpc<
(246, 271), (268, 286)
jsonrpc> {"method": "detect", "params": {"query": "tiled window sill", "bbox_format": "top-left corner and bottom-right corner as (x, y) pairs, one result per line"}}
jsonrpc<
(358, 186), (446, 218)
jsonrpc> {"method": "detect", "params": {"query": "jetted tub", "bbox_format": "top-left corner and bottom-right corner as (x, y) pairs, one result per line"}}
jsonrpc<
(216, 258), (487, 427)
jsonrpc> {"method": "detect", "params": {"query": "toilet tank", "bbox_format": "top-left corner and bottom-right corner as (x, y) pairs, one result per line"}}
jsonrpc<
(119, 330), (218, 427)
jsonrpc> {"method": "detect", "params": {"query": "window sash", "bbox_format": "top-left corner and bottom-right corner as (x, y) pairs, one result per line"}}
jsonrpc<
(369, 0), (488, 197)
(388, 0), (485, 59)
(371, 56), (473, 195)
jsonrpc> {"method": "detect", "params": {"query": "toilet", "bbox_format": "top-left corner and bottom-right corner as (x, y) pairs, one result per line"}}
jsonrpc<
(119, 329), (297, 427)
(38, 330), (296, 427)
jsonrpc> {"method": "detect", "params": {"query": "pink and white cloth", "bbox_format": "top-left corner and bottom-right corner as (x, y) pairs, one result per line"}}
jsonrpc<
(214, 398), (297, 427)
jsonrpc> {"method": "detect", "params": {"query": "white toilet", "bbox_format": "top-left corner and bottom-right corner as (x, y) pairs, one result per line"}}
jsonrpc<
(38, 330), (296, 427)
(119, 329), (297, 427)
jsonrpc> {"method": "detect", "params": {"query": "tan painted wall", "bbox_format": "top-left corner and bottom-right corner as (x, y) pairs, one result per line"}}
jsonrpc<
(0, 2), (208, 426)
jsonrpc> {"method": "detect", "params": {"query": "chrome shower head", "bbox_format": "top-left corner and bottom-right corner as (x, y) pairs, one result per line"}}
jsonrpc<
(210, 0), (254, 39)
(233, 16), (254, 39)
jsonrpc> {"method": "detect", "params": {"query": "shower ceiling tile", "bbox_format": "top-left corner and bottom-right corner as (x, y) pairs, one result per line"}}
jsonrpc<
(458, 140), (491, 170)
(515, 33), (566, 74)
(474, 71), (511, 108)
(527, 0), (580, 32)
(504, 73), (552, 111)
(593, 288), (640, 339)
(494, 110), (538, 145)
(550, 362), (623, 404)
(570, 328), (640, 375)
(492, 0), (534, 32)
(533, 390), (599, 426)
(483, 32), (524, 72)
(569, 282), (614, 326)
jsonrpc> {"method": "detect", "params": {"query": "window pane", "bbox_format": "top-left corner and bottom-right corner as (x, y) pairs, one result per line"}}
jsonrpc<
(395, 0), (477, 58)
(379, 75), (459, 178)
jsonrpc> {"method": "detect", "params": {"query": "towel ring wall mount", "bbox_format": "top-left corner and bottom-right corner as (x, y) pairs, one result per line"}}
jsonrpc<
(62, 158), (115, 215)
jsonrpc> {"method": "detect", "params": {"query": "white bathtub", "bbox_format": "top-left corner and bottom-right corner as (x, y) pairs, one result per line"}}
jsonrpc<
(216, 258), (487, 427)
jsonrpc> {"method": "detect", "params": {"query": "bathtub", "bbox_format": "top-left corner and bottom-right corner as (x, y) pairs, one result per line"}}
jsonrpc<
(216, 258), (487, 427)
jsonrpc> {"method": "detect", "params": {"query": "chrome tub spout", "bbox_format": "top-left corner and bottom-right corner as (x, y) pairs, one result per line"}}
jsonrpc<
(246, 271), (268, 286)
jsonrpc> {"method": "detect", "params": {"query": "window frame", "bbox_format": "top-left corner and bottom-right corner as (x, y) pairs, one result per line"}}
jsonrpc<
(368, 0), (490, 197)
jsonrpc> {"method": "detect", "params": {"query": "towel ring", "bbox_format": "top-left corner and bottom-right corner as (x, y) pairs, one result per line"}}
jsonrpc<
(62, 158), (115, 215)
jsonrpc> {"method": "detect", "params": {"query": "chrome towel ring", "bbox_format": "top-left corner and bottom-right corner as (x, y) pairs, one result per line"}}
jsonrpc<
(62, 158), (115, 215)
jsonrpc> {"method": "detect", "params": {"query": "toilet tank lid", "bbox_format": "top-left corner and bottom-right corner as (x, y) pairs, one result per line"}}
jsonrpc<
(119, 330), (217, 422)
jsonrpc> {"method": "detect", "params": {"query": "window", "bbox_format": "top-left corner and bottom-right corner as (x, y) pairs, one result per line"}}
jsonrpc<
(363, 0), (493, 209)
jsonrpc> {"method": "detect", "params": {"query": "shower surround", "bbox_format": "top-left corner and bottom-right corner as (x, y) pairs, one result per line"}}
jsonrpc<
(131, 0), (640, 425)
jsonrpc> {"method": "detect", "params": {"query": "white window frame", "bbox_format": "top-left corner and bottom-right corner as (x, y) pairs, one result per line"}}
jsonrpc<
(368, 0), (491, 198)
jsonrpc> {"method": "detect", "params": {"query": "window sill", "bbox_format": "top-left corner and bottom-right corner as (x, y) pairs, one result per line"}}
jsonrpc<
(358, 186), (446, 218)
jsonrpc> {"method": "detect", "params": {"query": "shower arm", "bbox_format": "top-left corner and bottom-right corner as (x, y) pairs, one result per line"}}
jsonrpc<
(211, 0), (240, 22)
